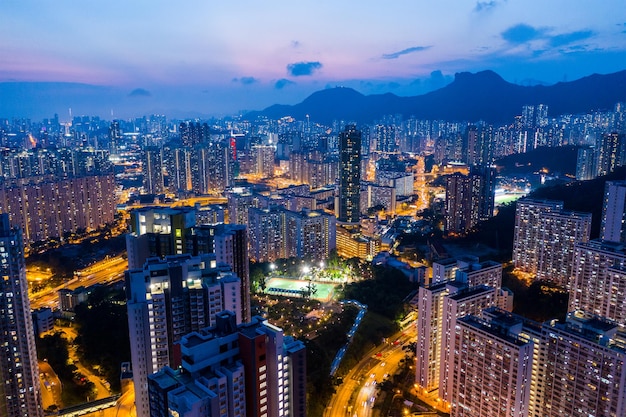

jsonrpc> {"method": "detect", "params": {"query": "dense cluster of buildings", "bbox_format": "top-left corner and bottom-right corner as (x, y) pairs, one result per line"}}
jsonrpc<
(122, 204), (308, 417)
(414, 180), (626, 416)
(0, 146), (116, 244)
(0, 98), (624, 416)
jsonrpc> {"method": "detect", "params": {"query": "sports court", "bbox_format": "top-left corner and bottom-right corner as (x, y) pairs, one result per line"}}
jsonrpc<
(264, 277), (338, 302)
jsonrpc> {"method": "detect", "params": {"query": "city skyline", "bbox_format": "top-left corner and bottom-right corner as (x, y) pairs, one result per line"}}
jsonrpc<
(1, 1), (625, 119)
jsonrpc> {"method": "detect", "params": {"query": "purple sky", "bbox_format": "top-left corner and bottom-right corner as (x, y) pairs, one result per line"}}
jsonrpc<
(1, 1), (625, 119)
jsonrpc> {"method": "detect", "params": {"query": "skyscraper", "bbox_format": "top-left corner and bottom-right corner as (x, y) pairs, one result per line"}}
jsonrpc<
(569, 239), (626, 323)
(143, 146), (164, 194)
(512, 198), (592, 287)
(597, 132), (626, 176)
(535, 311), (626, 417)
(148, 311), (307, 417)
(601, 180), (626, 243)
(375, 124), (396, 153)
(126, 206), (251, 323)
(337, 125), (361, 225)
(126, 254), (242, 417)
(191, 223), (251, 322)
(449, 315), (533, 417)
(247, 206), (337, 263)
(126, 206), (197, 269)
(444, 171), (483, 234)
(252, 144), (275, 179)
(0, 214), (43, 417)
(438, 286), (497, 408)
(108, 120), (122, 155)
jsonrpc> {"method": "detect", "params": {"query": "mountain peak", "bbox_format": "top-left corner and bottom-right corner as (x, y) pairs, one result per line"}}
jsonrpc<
(246, 69), (626, 124)
(452, 70), (508, 86)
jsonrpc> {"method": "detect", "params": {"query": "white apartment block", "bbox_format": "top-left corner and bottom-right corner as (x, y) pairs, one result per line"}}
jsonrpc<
(513, 198), (591, 287)
(450, 315), (534, 417)
(438, 285), (497, 409)
(569, 239), (626, 323)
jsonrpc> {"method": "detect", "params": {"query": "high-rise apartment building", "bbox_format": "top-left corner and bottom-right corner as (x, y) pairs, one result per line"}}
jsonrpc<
(375, 124), (396, 153)
(126, 206), (197, 268)
(248, 207), (285, 263)
(416, 281), (463, 393)
(444, 167), (495, 234)
(597, 132), (626, 176)
(163, 145), (192, 194)
(601, 180), (626, 243)
(439, 307), (626, 417)
(248, 206), (336, 262)
(449, 315), (533, 417)
(416, 256), (506, 401)
(252, 144), (275, 179)
(108, 120), (122, 155)
(179, 121), (210, 148)
(575, 145), (597, 180)
(455, 260), (502, 289)
(535, 311), (626, 417)
(512, 198), (592, 286)
(191, 223), (251, 322)
(0, 214), (43, 417)
(569, 239), (626, 323)
(0, 173), (117, 245)
(438, 285), (497, 408)
(337, 125), (361, 225)
(126, 254), (242, 417)
(127, 207), (251, 322)
(190, 141), (234, 195)
(227, 188), (266, 227)
(143, 146), (164, 194)
(465, 124), (494, 166)
(148, 311), (306, 417)
(284, 209), (336, 261)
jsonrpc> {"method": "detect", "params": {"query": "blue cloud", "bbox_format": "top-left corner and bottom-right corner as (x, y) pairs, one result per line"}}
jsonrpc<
(382, 46), (431, 59)
(548, 30), (595, 47)
(286, 62), (322, 76)
(128, 88), (151, 97)
(275, 79), (295, 89)
(474, 1), (502, 12)
(232, 77), (258, 85)
(501, 24), (546, 44)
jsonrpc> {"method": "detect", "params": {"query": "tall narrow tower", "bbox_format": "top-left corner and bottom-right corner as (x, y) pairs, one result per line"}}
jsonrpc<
(337, 125), (361, 225)
(0, 214), (43, 417)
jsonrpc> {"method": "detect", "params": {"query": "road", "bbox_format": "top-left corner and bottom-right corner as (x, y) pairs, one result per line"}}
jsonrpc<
(326, 325), (417, 417)
(30, 255), (128, 411)
(29, 255), (127, 310)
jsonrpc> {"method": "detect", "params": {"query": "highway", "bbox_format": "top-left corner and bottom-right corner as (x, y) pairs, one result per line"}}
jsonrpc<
(326, 324), (417, 417)
(29, 255), (128, 311)
(29, 255), (129, 412)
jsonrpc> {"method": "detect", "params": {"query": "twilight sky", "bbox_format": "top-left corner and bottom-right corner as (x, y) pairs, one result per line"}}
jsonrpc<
(1, 0), (625, 119)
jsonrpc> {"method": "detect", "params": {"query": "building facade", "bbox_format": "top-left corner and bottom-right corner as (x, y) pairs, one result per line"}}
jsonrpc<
(126, 254), (242, 417)
(0, 214), (43, 417)
(601, 180), (626, 244)
(0, 174), (117, 245)
(337, 125), (361, 225)
(148, 311), (306, 417)
(449, 315), (533, 417)
(513, 198), (592, 286)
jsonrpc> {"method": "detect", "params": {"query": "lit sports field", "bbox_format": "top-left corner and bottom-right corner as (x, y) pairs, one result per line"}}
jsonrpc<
(264, 277), (338, 302)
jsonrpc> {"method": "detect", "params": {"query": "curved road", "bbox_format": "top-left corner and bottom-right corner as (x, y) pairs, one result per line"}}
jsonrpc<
(326, 325), (416, 417)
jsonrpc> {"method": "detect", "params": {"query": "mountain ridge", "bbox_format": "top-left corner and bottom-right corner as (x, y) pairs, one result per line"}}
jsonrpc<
(246, 69), (626, 124)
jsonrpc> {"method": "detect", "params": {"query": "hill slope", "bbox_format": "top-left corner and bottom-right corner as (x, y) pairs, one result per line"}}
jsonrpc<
(246, 70), (626, 124)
